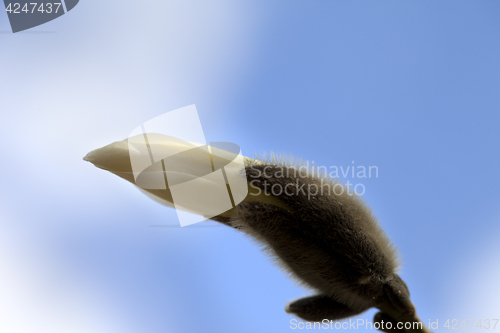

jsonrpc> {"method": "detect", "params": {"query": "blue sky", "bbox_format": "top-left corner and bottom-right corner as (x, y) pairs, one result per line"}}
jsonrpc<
(1, 1), (500, 332)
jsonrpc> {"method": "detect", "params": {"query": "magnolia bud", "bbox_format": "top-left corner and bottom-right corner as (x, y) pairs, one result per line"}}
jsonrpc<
(85, 134), (416, 325)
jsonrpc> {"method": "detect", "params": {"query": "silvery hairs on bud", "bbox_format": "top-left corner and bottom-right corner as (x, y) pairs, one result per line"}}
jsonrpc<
(210, 155), (414, 322)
